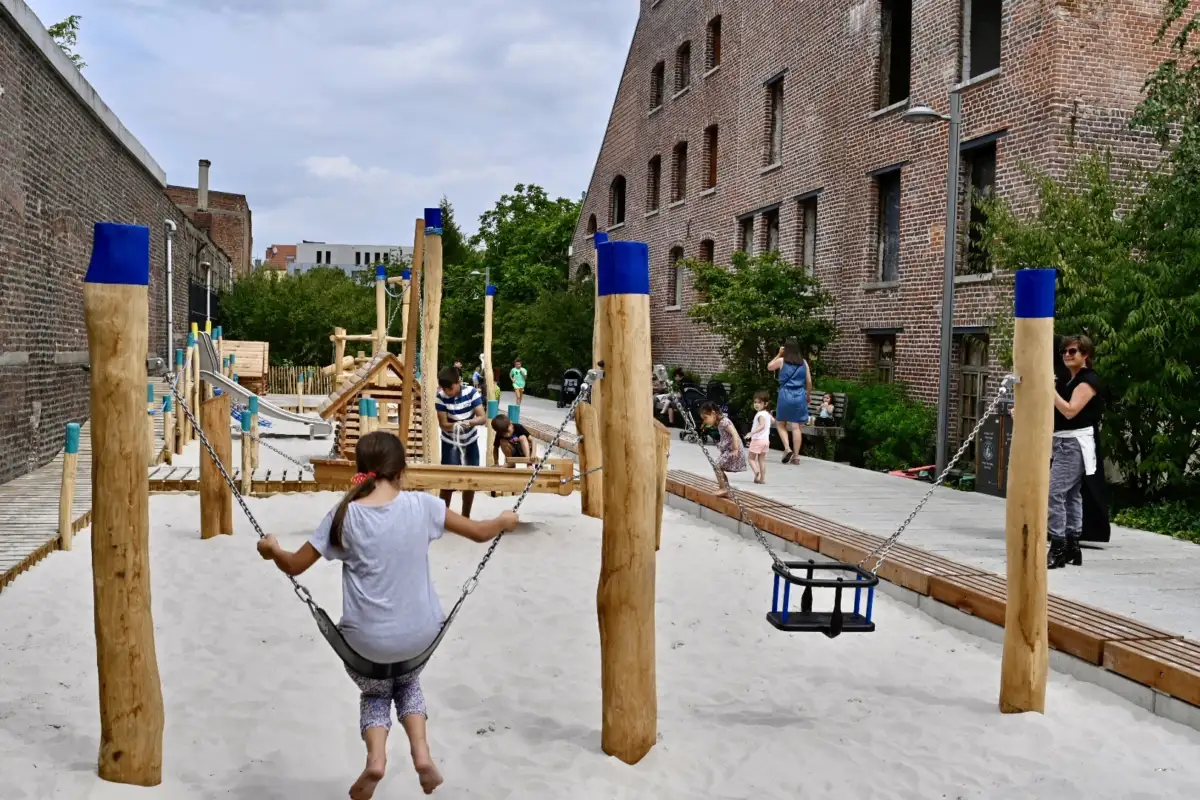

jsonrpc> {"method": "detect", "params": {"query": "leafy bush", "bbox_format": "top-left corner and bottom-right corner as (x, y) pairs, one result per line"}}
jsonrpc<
(817, 378), (936, 471)
(1114, 501), (1200, 544)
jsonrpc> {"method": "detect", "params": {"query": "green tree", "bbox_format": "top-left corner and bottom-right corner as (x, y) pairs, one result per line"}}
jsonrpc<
(48, 15), (85, 70)
(686, 249), (837, 419)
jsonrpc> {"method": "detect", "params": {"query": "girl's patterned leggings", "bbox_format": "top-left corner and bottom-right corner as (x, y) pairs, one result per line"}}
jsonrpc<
(346, 664), (427, 736)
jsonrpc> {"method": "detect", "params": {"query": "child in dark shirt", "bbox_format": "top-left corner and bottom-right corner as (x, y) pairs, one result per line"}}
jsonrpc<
(490, 414), (532, 462)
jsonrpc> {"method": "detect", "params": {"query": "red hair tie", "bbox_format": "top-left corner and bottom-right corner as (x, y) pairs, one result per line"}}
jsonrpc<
(351, 471), (376, 486)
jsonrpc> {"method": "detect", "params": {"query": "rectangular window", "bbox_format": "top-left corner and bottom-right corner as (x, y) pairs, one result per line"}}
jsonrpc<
(650, 62), (665, 109)
(766, 77), (785, 165)
(964, 0), (1002, 79)
(876, 170), (902, 282)
(669, 247), (684, 308)
(704, 126), (719, 189)
(878, 0), (913, 107)
(316, 250), (322, 264)
(355, 251), (362, 266)
(739, 216), (755, 253)
(673, 142), (688, 202)
(764, 209), (780, 253)
(648, 156), (662, 211)
(963, 141), (997, 274)
(383, 252), (390, 264)
(675, 42), (692, 93)
(958, 337), (989, 465)
(374, 252), (380, 264)
(706, 16), (723, 70)
(872, 335), (896, 383)
(699, 239), (715, 263)
(798, 197), (818, 272)
(326, 250), (332, 264)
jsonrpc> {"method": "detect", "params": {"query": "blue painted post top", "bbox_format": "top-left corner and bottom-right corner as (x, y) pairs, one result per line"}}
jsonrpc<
(487, 399), (500, 419)
(147, 383), (155, 403)
(424, 207), (444, 234)
(242, 411), (252, 432)
(187, 332), (196, 348)
(507, 404), (521, 424)
(164, 395), (173, 412)
(369, 398), (379, 418)
(232, 373), (239, 384)
(486, 284), (498, 297)
(65, 422), (81, 454)
(213, 325), (222, 340)
(376, 265), (387, 281)
(84, 222), (150, 285)
(593, 232), (609, 250)
(359, 398), (369, 417)
(402, 269), (412, 281)
(229, 354), (236, 365)
(175, 348), (185, 367)
(223, 357), (230, 369)
(249, 395), (259, 415)
(597, 240), (650, 297)
(1014, 269), (1056, 319)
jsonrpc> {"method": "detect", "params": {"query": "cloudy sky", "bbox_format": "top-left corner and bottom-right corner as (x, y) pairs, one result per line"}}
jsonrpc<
(28, 0), (636, 253)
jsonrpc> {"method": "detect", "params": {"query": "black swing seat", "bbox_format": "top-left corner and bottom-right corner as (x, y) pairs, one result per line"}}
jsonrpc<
(311, 598), (464, 680)
(766, 560), (879, 639)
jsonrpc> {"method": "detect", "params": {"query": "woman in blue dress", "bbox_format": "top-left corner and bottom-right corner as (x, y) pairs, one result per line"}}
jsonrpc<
(767, 337), (813, 464)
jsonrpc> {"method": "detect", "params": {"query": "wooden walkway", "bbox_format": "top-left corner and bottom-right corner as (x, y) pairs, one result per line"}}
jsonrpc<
(0, 379), (171, 593)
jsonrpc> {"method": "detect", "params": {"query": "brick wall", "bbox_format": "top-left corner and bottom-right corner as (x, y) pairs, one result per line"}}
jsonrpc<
(165, 185), (253, 277)
(0, 4), (232, 484)
(573, 0), (1167, 426)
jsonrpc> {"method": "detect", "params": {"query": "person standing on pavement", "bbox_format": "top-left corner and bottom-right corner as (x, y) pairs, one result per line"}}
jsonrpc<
(1048, 334), (1104, 569)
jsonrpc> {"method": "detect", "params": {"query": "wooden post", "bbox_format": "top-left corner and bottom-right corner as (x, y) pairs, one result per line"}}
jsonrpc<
(484, 284), (497, 465)
(654, 419), (670, 551)
(399, 223), (425, 457)
(1000, 268), (1055, 714)
(174, 348), (187, 452)
(333, 327), (347, 379)
(228, 353), (236, 381)
(249, 395), (260, 470)
(200, 393), (233, 539)
(296, 377), (304, 414)
(58, 422), (81, 551)
(83, 221), (164, 786)
(596, 239), (657, 764)
(591, 232), (608, 427)
(576, 400), (603, 519)
(375, 265), (387, 355)
(241, 411), (253, 495)
(400, 269), (412, 359)
(422, 208), (444, 464)
(162, 396), (174, 466)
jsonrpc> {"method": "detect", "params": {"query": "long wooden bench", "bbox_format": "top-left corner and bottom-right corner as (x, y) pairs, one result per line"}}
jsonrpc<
(524, 420), (1200, 713)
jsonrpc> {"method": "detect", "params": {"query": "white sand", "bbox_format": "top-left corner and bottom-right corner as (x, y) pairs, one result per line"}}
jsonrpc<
(2, 490), (1200, 800)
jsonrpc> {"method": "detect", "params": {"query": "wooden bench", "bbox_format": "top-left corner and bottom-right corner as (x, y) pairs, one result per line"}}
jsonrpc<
(802, 390), (848, 439)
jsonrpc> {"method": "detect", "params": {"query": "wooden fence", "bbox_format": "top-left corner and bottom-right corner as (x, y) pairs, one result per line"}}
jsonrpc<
(267, 366), (334, 396)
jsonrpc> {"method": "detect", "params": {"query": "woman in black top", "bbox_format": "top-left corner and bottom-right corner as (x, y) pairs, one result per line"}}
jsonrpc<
(1048, 334), (1103, 569)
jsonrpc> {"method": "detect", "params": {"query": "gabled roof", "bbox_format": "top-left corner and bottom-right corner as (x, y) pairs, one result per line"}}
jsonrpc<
(316, 352), (415, 420)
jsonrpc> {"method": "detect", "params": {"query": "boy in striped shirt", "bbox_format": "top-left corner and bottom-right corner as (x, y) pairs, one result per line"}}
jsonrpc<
(435, 366), (487, 517)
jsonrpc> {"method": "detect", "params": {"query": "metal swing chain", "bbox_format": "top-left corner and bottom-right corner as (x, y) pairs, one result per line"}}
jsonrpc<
(164, 373), (321, 615)
(561, 465), (603, 486)
(663, 381), (789, 572)
(238, 428), (315, 472)
(457, 372), (598, 597)
(859, 374), (1017, 573)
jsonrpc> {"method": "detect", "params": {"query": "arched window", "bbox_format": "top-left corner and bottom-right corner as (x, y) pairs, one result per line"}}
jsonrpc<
(650, 61), (665, 109)
(668, 246), (684, 308)
(586, 214), (597, 236)
(706, 16), (723, 70)
(609, 176), (627, 226)
(576, 263), (593, 283)
(675, 41), (692, 93)
(672, 142), (688, 202)
(699, 239), (715, 264)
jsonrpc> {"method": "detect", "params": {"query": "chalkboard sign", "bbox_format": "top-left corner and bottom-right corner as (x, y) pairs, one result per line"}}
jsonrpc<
(976, 412), (1006, 497)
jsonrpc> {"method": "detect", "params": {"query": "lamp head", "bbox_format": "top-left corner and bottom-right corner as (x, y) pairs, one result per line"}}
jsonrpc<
(900, 105), (950, 124)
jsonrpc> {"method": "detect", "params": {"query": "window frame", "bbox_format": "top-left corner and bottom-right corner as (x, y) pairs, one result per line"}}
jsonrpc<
(609, 175), (627, 226)
(765, 76), (785, 166)
(875, 169), (902, 282)
(706, 16), (723, 71)
(675, 41), (692, 94)
(672, 141), (689, 202)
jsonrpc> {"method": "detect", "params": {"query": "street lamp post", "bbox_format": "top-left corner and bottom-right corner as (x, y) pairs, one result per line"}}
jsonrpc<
(902, 90), (962, 477)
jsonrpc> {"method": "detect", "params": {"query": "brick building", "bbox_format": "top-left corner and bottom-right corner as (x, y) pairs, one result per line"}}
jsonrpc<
(571, 0), (1167, 448)
(0, 0), (233, 484)
(263, 243), (297, 272)
(166, 160), (254, 278)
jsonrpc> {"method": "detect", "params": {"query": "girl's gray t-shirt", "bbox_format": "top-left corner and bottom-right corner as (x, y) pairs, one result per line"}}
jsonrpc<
(309, 491), (447, 663)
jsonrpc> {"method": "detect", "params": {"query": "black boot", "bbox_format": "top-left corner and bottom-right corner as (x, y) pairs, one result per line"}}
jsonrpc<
(1047, 537), (1069, 570)
(1066, 534), (1083, 567)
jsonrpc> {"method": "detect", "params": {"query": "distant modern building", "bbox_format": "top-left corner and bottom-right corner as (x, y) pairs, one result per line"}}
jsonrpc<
(166, 159), (254, 278)
(285, 242), (413, 277)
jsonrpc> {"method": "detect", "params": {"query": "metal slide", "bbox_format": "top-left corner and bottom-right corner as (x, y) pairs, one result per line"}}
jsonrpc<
(197, 333), (332, 438)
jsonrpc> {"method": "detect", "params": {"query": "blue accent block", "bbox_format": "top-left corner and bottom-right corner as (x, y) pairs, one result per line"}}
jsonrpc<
(771, 574), (781, 613)
(486, 284), (498, 297)
(232, 373), (238, 384)
(597, 241), (650, 297)
(175, 348), (185, 367)
(402, 269), (412, 281)
(1014, 268), (1056, 319)
(214, 388), (223, 397)
(187, 332), (196, 347)
(84, 222), (150, 286)
(593, 232), (608, 250)
(782, 582), (792, 624)
(147, 383), (155, 403)
(487, 399), (499, 419)
(865, 587), (875, 622)
(376, 265), (386, 281)
(424, 207), (443, 232)
(507, 404), (520, 424)
(249, 396), (259, 414)
(164, 395), (173, 412)
(222, 357), (230, 369)
(65, 423), (81, 454)
(369, 399), (379, 418)
(359, 398), (369, 417)
(229, 354), (236, 365)
(213, 326), (222, 340)
(242, 411), (252, 432)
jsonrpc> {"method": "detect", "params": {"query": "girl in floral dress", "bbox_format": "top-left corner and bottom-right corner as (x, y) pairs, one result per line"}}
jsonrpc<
(699, 402), (746, 497)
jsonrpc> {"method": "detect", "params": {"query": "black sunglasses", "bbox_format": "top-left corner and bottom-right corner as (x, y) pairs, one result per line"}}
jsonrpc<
(1063, 347), (1080, 356)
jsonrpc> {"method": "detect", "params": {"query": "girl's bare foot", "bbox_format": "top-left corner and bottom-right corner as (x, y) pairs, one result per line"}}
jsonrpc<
(715, 488), (731, 498)
(349, 755), (386, 800)
(414, 756), (444, 794)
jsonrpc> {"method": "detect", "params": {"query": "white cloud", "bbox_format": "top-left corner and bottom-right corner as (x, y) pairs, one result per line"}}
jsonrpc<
(24, 0), (637, 248)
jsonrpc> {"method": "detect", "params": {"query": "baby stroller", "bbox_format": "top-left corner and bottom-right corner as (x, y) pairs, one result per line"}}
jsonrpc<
(558, 367), (583, 408)
(677, 385), (719, 444)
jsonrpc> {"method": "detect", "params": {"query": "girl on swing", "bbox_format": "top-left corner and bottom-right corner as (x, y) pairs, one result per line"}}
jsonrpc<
(256, 431), (519, 798)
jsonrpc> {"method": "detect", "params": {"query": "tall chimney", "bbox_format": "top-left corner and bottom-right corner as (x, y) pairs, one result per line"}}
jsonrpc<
(197, 159), (211, 212)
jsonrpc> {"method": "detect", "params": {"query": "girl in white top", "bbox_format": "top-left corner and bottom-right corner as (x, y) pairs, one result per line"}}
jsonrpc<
(744, 391), (774, 484)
